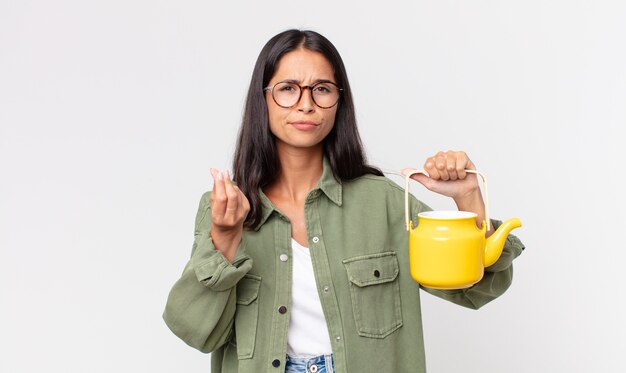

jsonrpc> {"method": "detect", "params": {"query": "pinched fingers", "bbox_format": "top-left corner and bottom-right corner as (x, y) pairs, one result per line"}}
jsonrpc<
(210, 168), (249, 229)
(223, 171), (241, 220)
(210, 169), (236, 227)
(210, 168), (227, 218)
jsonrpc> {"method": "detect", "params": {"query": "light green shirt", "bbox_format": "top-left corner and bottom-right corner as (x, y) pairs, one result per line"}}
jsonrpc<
(163, 158), (525, 372)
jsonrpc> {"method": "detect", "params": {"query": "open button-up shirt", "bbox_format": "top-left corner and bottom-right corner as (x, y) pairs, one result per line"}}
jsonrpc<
(163, 158), (525, 373)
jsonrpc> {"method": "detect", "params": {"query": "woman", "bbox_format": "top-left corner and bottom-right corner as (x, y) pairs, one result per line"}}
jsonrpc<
(163, 29), (524, 373)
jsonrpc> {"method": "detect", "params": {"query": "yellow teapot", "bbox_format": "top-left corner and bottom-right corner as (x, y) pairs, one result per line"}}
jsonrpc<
(404, 170), (522, 290)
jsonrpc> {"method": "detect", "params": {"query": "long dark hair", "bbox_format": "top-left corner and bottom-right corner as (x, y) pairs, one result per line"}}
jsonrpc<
(233, 29), (383, 229)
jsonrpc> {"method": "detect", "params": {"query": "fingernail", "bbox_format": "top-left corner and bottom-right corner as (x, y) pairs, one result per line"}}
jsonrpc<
(217, 171), (223, 181)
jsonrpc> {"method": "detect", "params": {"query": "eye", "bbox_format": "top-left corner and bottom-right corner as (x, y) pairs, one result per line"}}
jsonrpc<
(276, 83), (299, 93)
(313, 84), (332, 94)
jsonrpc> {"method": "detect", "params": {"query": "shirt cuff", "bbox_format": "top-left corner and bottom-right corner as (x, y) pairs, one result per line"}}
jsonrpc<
(193, 238), (253, 291)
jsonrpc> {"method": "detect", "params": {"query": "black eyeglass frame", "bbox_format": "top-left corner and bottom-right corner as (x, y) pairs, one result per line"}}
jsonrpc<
(263, 80), (343, 109)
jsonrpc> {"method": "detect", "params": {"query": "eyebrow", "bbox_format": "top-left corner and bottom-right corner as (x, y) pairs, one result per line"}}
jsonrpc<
(280, 78), (336, 85)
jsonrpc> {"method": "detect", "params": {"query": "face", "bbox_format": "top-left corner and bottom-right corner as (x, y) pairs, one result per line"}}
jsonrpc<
(265, 48), (339, 151)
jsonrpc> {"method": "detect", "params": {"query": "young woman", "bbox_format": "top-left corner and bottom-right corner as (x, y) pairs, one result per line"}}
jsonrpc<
(163, 29), (524, 373)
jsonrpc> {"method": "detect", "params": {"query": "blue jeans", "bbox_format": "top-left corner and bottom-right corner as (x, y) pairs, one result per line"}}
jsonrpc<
(285, 354), (334, 373)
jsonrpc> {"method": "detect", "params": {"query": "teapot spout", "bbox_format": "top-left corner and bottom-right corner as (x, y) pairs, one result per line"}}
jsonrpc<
(484, 218), (522, 267)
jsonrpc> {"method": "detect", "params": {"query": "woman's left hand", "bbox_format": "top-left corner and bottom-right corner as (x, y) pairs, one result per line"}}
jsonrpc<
(402, 151), (490, 232)
(402, 151), (479, 201)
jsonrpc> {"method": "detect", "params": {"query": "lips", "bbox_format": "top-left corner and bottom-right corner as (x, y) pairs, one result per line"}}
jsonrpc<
(290, 121), (319, 130)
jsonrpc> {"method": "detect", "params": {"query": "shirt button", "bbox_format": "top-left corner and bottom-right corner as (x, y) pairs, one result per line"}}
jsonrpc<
(272, 359), (281, 367)
(279, 254), (288, 262)
(335, 336), (342, 341)
(323, 286), (329, 293)
(312, 236), (320, 243)
(278, 305), (287, 314)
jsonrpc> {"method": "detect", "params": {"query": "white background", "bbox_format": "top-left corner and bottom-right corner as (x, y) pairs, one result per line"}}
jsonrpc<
(2, 1), (625, 372)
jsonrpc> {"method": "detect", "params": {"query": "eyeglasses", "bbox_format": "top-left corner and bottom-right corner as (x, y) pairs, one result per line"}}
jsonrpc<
(264, 80), (343, 109)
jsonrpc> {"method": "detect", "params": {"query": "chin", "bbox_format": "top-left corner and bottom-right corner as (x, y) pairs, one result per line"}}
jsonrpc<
(278, 136), (324, 150)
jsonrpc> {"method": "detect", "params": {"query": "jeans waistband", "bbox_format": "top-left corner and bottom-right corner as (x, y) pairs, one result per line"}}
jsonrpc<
(285, 354), (334, 373)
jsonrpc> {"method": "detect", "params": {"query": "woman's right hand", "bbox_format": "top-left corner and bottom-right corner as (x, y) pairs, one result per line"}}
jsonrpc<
(209, 168), (250, 263)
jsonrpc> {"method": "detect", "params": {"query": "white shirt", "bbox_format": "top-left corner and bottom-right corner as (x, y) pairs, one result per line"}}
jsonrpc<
(286, 239), (333, 356)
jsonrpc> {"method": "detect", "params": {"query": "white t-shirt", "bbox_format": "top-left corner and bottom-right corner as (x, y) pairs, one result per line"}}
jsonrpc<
(286, 239), (333, 356)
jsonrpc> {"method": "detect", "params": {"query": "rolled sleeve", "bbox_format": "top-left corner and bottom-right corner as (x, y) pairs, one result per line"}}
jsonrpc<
(190, 192), (253, 291)
(163, 191), (253, 352)
(194, 234), (253, 291)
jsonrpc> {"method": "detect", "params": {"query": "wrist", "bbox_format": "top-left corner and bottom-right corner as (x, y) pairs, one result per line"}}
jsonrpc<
(210, 228), (242, 263)
(453, 189), (483, 212)
(453, 190), (489, 231)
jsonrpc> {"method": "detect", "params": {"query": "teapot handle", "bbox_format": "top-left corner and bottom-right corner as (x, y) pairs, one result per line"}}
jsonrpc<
(404, 169), (490, 232)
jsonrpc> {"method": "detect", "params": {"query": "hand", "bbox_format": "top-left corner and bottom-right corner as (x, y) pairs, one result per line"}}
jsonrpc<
(402, 151), (479, 200)
(209, 168), (250, 262)
(402, 151), (490, 232)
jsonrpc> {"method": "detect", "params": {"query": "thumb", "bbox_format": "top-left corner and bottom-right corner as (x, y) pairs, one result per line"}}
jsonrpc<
(411, 173), (436, 189)
(401, 168), (435, 190)
(400, 168), (421, 177)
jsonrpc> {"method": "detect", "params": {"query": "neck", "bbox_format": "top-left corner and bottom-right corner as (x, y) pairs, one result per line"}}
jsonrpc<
(267, 142), (324, 203)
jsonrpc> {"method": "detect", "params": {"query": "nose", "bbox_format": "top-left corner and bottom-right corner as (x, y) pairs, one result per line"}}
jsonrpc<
(297, 86), (315, 113)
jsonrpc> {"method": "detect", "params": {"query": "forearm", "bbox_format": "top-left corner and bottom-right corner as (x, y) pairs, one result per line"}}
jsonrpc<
(163, 192), (253, 352)
(163, 231), (252, 352)
(163, 263), (238, 353)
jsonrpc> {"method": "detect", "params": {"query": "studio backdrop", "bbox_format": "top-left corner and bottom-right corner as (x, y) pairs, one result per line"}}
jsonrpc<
(1, 1), (624, 372)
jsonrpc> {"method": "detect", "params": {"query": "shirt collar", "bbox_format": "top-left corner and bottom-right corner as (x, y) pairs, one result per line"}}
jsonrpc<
(317, 156), (343, 206)
(254, 156), (342, 231)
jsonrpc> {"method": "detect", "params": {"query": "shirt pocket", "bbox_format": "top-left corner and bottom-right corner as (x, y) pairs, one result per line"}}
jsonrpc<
(342, 252), (403, 338)
(234, 274), (261, 359)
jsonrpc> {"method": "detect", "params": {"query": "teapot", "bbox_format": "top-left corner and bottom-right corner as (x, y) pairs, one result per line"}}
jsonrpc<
(404, 169), (522, 290)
